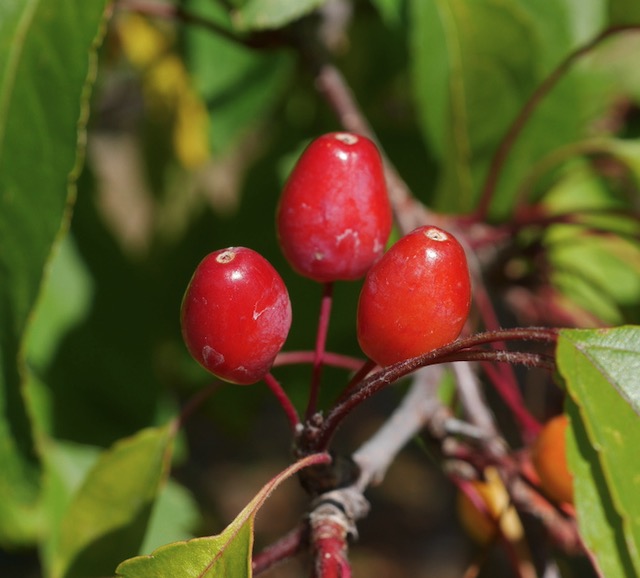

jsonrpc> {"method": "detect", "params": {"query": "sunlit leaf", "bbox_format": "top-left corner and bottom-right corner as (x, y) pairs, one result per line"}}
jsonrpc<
(370, 0), (405, 27)
(232, 0), (327, 31)
(139, 478), (201, 555)
(41, 440), (102, 577)
(408, 0), (597, 215)
(51, 423), (177, 578)
(25, 234), (93, 372)
(558, 327), (640, 577)
(608, 0), (640, 25)
(115, 453), (331, 578)
(185, 0), (294, 155)
(0, 0), (110, 546)
(542, 159), (640, 323)
(565, 397), (637, 578)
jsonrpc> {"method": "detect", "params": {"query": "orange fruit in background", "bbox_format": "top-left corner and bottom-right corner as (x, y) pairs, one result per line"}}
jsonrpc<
(531, 414), (574, 505)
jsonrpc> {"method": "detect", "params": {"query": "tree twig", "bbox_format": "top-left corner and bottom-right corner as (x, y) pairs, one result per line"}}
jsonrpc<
(352, 366), (445, 489)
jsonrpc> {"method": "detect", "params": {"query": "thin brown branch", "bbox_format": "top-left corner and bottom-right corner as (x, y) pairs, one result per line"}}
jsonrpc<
(308, 328), (558, 451)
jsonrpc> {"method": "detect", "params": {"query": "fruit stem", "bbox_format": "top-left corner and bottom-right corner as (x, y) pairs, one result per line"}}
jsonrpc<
(335, 359), (376, 405)
(480, 362), (542, 440)
(274, 350), (363, 372)
(472, 281), (543, 441)
(306, 282), (334, 419)
(263, 372), (301, 432)
(312, 329), (558, 450)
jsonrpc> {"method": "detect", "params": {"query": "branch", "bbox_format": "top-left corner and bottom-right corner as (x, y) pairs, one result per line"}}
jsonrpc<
(309, 328), (557, 451)
(452, 362), (499, 436)
(352, 366), (445, 489)
(309, 490), (367, 578)
(306, 367), (445, 576)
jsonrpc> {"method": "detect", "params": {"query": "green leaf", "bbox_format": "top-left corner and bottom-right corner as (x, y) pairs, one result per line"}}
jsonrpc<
(407, 0), (604, 215)
(0, 0), (110, 546)
(231, 0), (327, 31)
(565, 397), (637, 578)
(543, 159), (640, 323)
(184, 0), (295, 154)
(609, 0), (640, 25)
(25, 234), (93, 373)
(370, 0), (405, 27)
(558, 327), (640, 576)
(116, 453), (331, 578)
(51, 423), (177, 578)
(140, 479), (201, 555)
(41, 440), (102, 576)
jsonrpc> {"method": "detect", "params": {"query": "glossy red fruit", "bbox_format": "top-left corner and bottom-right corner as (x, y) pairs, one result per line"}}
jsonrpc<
(357, 225), (471, 366)
(277, 132), (392, 282)
(180, 247), (292, 385)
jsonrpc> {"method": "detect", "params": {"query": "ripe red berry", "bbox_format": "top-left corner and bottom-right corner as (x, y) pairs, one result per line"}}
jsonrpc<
(180, 247), (292, 385)
(356, 226), (471, 366)
(277, 132), (392, 282)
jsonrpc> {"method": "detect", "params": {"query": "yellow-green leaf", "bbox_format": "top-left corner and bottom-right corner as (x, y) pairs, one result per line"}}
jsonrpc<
(116, 453), (330, 578)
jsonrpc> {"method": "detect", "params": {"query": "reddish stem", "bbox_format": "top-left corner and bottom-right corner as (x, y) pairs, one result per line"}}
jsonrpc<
(274, 351), (364, 372)
(473, 281), (542, 440)
(263, 372), (301, 433)
(310, 513), (351, 578)
(481, 362), (542, 440)
(310, 329), (558, 451)
(253, 524), (309, 576)
(474, 25), (640, 221)
(335, 359), (377, 404)
(306, 282), (334, 419)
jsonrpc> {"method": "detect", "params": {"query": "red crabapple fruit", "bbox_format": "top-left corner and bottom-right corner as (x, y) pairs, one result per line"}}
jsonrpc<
(357, 225), (471, 366)
(277, 132), (392, 282)
(180, 247), (292, 385)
